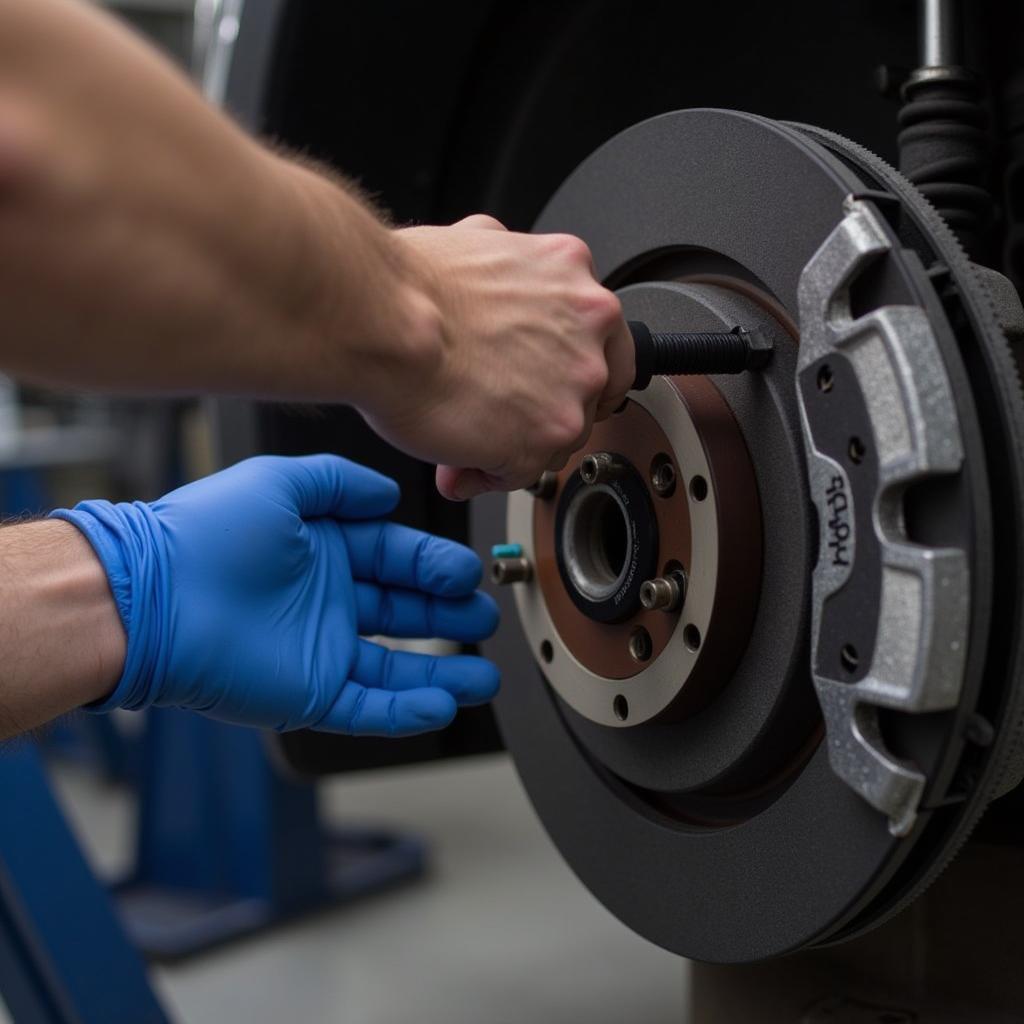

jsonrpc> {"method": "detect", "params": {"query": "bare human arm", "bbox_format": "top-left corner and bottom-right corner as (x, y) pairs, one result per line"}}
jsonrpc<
(0, 0), (634, 498)
(0, 520), (124, 738)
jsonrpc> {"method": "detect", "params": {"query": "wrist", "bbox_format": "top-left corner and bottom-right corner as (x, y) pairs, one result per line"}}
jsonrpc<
(56, 521), (126, 707)
(0, 520), (125, 733)
(34, 520), (125, 707)
(270, 154), (446, 409)
(354, 241), (447, 419)
(50, 501), (168, 714)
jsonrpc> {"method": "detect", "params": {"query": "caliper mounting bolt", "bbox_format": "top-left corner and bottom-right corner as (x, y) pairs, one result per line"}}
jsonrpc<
(639, 570), (687, 613)
(580, 452), (626, 486)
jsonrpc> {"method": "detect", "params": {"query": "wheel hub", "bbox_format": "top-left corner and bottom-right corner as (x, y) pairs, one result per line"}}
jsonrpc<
(514, 283), (766, 725)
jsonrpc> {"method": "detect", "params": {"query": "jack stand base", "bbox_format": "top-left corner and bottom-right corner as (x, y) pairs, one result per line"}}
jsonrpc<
(114, 827), (426, 962)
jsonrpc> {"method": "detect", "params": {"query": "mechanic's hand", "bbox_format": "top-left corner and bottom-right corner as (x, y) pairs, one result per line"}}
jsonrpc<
(50, 455), (500, 735)
(373, 214), (635, 500)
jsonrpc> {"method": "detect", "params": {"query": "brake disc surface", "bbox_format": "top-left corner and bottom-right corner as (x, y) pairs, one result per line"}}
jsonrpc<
(474, 109), (1024, 962)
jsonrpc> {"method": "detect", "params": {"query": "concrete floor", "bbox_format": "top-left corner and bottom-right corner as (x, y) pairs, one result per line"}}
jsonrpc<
(35, 751), (684, 1023)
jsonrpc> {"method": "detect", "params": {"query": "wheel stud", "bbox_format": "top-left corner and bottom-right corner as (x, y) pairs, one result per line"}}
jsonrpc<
(580, 452), (625, 486)
(491, 557), (532, 585)
(639, 570), (687, 612)
(526, 472), (558, 499)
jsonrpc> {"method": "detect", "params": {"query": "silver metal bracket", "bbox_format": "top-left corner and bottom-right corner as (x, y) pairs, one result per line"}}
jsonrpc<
(796, 199), (969, 837)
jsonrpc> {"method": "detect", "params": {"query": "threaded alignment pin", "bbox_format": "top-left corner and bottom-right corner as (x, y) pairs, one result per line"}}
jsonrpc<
(629, 321), (774, 390)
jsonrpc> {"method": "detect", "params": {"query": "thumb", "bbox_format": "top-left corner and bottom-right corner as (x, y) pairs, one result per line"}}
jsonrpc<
(436, 465), (496, 502)
(276, 454), (400, 519)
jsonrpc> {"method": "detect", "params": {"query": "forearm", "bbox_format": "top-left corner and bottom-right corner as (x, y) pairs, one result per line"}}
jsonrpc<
(0, 520), (124, 739)
(0, 0), (434, 403)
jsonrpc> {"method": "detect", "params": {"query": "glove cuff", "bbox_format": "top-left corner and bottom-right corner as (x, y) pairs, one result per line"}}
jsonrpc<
(49, 501), (169, 713)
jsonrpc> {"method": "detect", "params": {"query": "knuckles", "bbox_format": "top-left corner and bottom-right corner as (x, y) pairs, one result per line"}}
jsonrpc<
(575, 352), (610, 398)
(460, 213), (506, 232)
(539, 405), (587, 452)
(541, 232), (594, 266)
(577, 286), (623, 332)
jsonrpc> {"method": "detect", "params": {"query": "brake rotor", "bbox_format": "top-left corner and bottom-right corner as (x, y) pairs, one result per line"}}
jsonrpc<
(474, 109), (1024, 962)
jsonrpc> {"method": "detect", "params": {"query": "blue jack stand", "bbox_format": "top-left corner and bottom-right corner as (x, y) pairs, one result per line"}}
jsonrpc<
(0, 743), (169, 1024)
(41, 713), (138, 786)
(112, 709), (427, 961)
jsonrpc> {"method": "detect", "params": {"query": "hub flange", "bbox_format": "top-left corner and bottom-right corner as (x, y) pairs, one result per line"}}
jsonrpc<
(509, 346), (762, 724)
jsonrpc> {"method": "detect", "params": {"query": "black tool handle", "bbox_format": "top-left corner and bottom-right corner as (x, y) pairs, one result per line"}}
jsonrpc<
(628, 321), (773, 390)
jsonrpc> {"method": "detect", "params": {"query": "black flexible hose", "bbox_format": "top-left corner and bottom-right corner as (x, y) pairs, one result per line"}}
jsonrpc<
(898, 71), (993, 261)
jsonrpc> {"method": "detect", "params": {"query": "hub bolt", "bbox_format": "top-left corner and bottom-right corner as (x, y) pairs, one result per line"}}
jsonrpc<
(628, 626), (653, 663)
(639, 570), (687, 612)
(526, 472), (559, 499)
(650, 454), (676, 497)
(580, 452), (625, 486)
(491, 557), (532, 585)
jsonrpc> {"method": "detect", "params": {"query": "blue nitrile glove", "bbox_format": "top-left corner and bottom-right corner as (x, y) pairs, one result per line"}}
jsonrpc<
(50, 454), (500, 736)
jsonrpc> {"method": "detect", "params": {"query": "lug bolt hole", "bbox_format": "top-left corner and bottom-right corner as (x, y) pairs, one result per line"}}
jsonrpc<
(540, 640), (553, 664)
(817, 364), (834, 392)
(628, 626), (653, 663)
(689, 475), (709, 502)
(840, 643), (860, 674)
(613, 694), (629, 721)
(683, 624), (702, 651)
(848, 436), (866, 464)
(650, 453), (676, 497)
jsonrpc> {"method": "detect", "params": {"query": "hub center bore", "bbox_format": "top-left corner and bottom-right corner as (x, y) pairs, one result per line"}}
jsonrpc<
(554, 455), (656, 624)
(561, 483), (632, 604)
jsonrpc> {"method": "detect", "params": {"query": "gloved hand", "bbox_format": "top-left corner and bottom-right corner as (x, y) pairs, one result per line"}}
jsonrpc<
(50, 455), (500, 736)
